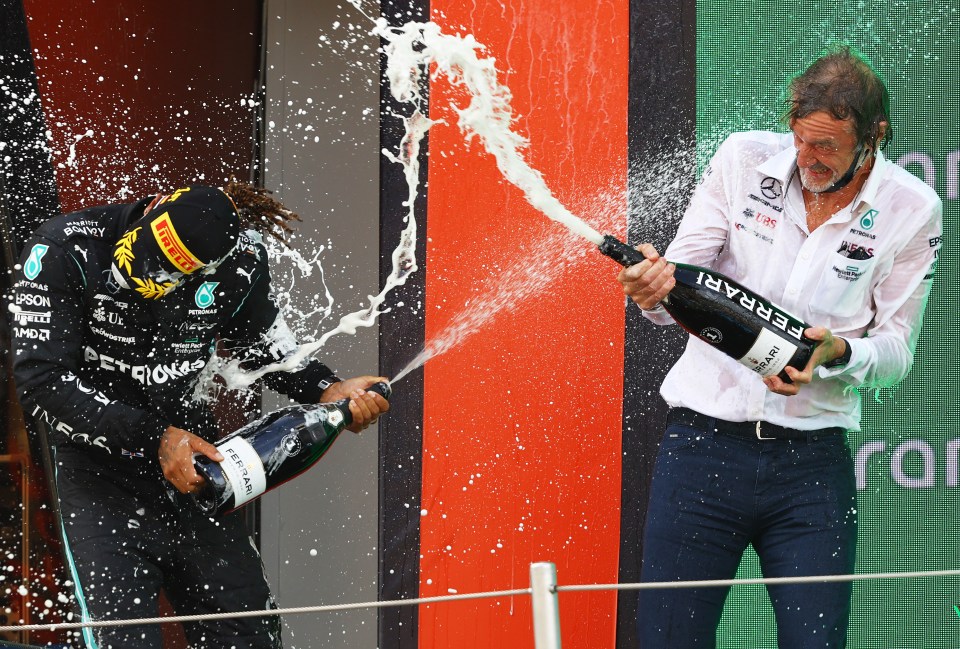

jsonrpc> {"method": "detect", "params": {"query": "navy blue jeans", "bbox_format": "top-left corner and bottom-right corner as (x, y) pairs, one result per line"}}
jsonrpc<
(637, 414), (857, 649)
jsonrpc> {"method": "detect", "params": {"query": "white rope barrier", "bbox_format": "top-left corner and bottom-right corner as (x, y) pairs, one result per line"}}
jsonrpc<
(557, 567), (960, 593)
(0, 588), (531, 634)
(2, 566), (959, 636)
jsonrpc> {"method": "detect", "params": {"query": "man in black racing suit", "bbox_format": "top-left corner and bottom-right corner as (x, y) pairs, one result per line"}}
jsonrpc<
(10, 183), (389, 648)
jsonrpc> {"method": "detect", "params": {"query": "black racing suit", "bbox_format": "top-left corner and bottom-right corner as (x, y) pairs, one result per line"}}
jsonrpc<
(10, 198), (338, 648)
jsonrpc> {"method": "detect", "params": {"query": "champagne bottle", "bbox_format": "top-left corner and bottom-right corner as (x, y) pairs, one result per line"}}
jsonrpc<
(599, 235), (814, 382)
(190, 381), (391, 515)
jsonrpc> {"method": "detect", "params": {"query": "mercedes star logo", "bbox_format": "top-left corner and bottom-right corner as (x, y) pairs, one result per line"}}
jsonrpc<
(760, 177), (782, 199)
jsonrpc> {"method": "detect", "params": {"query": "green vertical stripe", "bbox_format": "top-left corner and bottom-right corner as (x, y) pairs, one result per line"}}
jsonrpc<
(697, 2), (960, 647)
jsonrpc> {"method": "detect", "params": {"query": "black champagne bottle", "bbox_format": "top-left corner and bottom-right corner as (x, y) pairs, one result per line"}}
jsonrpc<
(190, 381), (391, 515)
(599, 235), (814, 382)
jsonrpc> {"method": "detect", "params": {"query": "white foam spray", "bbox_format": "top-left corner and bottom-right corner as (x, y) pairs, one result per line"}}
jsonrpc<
(203, 107), (428, 394)
(376, 19), (605, 246)
(208, 14), (614, 392)
(390, 225), (587, 384)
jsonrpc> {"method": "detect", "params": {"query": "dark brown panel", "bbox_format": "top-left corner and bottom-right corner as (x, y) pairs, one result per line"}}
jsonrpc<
(619, 1), (697, 647)
(23, 0), (261, 213)
(377, 2), (428, 649)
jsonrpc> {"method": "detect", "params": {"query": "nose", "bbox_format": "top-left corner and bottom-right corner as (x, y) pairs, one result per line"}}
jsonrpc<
(794, 138), (817, 168)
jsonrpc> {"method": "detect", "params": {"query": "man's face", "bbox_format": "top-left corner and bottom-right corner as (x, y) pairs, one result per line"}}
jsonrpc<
(791, 111), (862, 193)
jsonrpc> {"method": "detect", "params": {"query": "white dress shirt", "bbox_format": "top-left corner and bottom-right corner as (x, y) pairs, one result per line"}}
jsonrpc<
(645, 131), (942, 432)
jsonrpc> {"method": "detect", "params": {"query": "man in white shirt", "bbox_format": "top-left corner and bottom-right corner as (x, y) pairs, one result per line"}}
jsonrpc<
(617, 46), (941, 648)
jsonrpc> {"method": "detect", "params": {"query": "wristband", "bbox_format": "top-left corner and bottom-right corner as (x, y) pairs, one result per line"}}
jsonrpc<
(318, 376), (341, 392)
(823, 339), (851, 368)
(642, 303), (666, 315)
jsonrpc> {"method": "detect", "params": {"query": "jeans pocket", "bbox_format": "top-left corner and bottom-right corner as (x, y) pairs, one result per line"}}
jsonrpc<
(659, 423), (714, 454)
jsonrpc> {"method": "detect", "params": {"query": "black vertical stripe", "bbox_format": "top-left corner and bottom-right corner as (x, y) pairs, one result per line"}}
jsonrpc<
(377, 2), (429, 649)
(1, 3), (68, 645)
(618, 1), (697, 647)
(0, 0), (61, 251)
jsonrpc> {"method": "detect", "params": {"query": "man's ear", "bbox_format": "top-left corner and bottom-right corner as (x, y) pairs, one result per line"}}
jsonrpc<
(144, 194), (169, 215)
(873, 121), (889, 149)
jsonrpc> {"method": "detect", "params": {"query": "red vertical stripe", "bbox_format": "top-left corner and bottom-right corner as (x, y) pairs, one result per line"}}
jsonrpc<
(420, 2), (629, 647)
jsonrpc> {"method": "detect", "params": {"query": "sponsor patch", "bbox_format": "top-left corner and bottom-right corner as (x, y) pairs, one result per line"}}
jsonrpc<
(84, 346), (206, 385)
(15, 292), (51, 308)
(14, 327), (50, 341)
(63, 224), (106, 238)
(152, 213), (203, 273)
(24, 244), (49, 280)
(837, 241), (875, 260)
(734, 222), (774, 244)
(12, 310), (51, 325)
(759, 177), (783, 199)
(831, 265), (867, 282)
(747, 194), (784, 213)
(195, 282), (219, 308)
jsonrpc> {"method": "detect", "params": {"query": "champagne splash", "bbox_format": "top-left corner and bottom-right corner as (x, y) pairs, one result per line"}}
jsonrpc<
(391, 228), (583, 384)
(200, 108), (428, 395)
(380, 18), (624, 382)
(375, 18), (605, 246)
(206, 13), (614, 393)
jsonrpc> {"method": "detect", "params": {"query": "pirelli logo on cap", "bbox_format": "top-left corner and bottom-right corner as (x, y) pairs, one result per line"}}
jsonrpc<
(151, 213), (203, 273)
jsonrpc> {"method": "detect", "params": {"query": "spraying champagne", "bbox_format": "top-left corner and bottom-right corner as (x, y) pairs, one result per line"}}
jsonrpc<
(598, 235), (814, 382)
(190, 381), (392, 515)
(376, 22), (813, 384)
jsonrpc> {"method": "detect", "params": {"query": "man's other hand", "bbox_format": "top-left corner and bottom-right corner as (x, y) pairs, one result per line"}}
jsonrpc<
(616, 243), (676, 310)
(763, 327), (846, 396)
(320, 375), (391, 433)
(159, 426), (224, 494)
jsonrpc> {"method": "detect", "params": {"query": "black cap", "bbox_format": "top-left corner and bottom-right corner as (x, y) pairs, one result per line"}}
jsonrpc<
(112, 186), (241, 299)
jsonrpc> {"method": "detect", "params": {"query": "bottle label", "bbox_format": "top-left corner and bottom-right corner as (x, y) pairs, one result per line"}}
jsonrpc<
(216, 436), (268, 508)
(695, 271), (806, 340)
(738, 328), (799, 377)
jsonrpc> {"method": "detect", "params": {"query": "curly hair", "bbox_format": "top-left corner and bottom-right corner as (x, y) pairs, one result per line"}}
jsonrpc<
(222, 176), (302, 246)
(783, 44), (892, 150)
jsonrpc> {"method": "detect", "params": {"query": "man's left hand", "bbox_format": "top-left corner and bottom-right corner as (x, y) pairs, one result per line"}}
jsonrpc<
(159, 426), (224, 494)
(319, 375), (390, 433)
(763, 327), (846, 396)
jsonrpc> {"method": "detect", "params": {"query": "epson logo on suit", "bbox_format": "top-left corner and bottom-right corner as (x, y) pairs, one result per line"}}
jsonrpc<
(15, 292), (51, 307)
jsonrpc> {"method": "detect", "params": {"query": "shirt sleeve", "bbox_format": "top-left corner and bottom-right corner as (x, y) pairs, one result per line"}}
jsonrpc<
(817, 194), (943, 388)
(639, 136), (737, 326)
(11, 237), (169, 456)
(219, 256), (339, 402)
